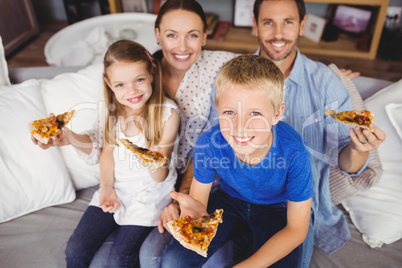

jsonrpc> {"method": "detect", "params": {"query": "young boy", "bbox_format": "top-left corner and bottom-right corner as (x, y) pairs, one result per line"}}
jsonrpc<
(160, 55), (313, 267)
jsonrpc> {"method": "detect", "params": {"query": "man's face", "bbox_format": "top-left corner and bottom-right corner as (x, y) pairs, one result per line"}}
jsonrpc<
(253, 0), (305, 62)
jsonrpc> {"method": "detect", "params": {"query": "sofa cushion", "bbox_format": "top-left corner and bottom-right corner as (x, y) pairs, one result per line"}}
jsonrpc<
(39, 63), (104, 190)
(0, 79), (75, 223)
(342, 79), (402, 248)
(386, 103), (402, 143)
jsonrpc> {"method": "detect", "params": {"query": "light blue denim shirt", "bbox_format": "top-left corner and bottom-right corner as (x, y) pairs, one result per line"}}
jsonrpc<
(208, 50), (368, 254)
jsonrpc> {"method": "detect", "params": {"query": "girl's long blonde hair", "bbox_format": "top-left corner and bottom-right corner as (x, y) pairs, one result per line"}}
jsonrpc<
(103, 40), (165, 147)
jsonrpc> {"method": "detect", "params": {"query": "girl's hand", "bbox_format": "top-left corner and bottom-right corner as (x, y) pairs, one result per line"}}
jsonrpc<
(31, 113), (73, 149)
(99, 187), (121, 213)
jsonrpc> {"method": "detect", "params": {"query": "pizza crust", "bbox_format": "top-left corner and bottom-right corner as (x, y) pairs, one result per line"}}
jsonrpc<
(28, 123), (50, 144)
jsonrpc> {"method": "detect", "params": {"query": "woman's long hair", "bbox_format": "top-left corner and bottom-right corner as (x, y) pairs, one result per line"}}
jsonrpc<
(103, 40), (164, 147)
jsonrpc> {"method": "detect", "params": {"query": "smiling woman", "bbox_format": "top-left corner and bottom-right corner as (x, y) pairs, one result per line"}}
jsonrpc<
(138, 0), (241, 267)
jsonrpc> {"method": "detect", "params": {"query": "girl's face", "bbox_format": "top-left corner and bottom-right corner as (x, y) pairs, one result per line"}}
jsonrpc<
(155, 9), (207, 73)
(105, 61), (153, 115)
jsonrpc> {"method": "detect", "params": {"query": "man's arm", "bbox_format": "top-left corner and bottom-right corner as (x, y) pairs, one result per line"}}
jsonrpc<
(338, 125), (385, 174)
(235, 199), (311, 268)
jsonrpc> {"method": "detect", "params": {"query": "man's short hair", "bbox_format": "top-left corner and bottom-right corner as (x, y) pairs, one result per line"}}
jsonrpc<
(253, 0), (306, 23)
(215, 55), (284, 112)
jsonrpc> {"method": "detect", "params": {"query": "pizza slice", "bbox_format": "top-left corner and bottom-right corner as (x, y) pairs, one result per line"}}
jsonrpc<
(29, 110), (75, 144)
(325, 109), (374, 132)
(119, 138), (166, 169)
(167, 209), (224, 257)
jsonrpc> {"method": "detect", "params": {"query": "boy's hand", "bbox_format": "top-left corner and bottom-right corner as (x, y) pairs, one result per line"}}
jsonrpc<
(99, 187), (121, 213)
(170, 191), (208, 220)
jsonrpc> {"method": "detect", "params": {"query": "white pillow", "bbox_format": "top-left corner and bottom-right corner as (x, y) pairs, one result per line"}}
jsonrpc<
(0, 35), (10, 87)
(0, 80), (75, 223)
(386, 103), (402, 142)
(342, 79), (402, 248)
(39, 64), (104, 190)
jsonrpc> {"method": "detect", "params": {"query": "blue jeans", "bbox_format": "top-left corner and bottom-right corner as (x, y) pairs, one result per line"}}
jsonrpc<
(65, 206), (152, 268)
(160, 188), (304, 267)
(139, 226), (250, 268)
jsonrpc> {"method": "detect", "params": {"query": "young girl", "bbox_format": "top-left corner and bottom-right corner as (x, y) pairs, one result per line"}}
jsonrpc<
(65, 40), (180, 267)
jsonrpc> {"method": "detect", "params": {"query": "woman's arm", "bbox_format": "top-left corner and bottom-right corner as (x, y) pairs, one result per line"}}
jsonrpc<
(148, 108), (180, 182)
(235, 198), (311, 268)
(338, 125), (385, 174)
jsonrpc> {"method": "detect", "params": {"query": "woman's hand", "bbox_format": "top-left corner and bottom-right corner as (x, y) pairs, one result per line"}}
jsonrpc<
(339, 68), (360, 80)
(157, 200), (180, 234)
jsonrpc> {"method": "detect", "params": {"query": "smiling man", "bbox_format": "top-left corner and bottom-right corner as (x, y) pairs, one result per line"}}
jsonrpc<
(252, 0), (386, 265)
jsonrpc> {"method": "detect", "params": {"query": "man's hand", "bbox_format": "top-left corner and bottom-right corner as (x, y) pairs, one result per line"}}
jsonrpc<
(157, 200), (180, 234)
(349, 125), (386, 152)
(170, 191), (208, 220)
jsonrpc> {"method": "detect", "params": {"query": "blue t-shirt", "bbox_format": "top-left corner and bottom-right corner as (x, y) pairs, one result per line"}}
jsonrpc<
(193, 122), (313, 205)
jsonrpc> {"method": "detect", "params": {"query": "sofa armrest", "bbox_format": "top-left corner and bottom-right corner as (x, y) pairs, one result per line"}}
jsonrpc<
(353, 76), (393, 100)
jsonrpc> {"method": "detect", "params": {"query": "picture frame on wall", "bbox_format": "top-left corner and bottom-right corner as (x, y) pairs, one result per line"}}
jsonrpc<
(121, 0), (148, 13)
(303, 13), (326, 43)
(233, 0), (254, 27)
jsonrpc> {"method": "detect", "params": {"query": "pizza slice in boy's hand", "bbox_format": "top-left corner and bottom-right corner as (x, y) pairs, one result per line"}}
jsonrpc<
(29, 110), (75, 144)
(119, 138), (166, 169)
(167, 209), (223, 257)
(325, 109), (374, 132)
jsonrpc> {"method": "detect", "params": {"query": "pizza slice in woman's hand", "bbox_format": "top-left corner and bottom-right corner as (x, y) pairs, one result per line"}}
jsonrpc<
(29, 110), (75, 144)
(325, 110), (374, 131)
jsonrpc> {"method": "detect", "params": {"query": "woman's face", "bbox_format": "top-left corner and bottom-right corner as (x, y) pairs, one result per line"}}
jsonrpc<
(155, 9), (207, 73)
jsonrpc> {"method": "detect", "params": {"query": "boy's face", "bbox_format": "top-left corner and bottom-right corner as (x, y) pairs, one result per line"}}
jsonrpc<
(216, 84), (284, 164)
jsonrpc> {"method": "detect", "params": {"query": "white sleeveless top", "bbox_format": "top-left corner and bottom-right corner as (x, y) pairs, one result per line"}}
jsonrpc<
(89, 98), (178, 226)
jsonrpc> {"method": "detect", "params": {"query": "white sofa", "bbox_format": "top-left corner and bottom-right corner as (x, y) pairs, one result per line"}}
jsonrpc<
(1, 54), (402, 266)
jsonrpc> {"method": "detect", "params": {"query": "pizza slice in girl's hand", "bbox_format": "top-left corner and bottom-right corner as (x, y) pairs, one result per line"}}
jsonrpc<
(29, 110), (75, 144)
(167, 209), (223, 257)
(325, 110), (374, 132)
(119, 138), (166, 169)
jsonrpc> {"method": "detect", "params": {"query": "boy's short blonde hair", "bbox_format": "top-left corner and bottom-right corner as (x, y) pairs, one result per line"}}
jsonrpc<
(215, 55), (284, 112)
